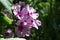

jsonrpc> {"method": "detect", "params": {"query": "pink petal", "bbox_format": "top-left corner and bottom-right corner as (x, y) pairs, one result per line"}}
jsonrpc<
(13, 10), (17, 15)
(30, 13), (39, 19)
(21, 8), (28, 15)
(32, 21), (38, 29)
(36, 20), (41, 26)
(27, 5), (36, 13)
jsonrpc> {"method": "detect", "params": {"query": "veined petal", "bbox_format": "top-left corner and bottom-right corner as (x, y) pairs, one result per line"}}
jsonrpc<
(30, 7), (36, 13)
(27, 5), (36, 13)
(32, 21), (38, 29)
(36, 20), (41, 26)
(30, 13), (39, 19)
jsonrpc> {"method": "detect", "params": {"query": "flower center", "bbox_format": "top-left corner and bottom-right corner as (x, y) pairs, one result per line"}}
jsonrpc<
(17, 11), (22, 17)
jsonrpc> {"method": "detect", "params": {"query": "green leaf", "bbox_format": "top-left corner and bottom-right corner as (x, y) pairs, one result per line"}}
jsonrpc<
(0, 11), (12, 25)
(0, 0), (12, 14)
(0, 38), (26, 40)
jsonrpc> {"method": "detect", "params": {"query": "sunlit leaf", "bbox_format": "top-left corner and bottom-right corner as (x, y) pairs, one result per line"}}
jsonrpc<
(0, 38), (26, 40)
(0, 11), (12, 25)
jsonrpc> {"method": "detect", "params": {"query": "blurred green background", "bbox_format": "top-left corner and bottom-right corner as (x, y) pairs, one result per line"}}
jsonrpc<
(0, 0), (60, 40)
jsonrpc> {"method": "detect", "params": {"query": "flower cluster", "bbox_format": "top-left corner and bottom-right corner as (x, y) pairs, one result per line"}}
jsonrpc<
(3, 29), (14, 38)
(11, 2), (41, 37)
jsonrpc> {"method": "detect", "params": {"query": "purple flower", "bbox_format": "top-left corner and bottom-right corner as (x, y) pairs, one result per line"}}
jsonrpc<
(11, 2), (39, 20)
(15, 20), (30, 37)
(3, 29), (14, 38)
(11, 1), (41, 37)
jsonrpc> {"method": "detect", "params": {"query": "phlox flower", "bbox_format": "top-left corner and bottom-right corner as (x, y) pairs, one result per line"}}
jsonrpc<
(11, 1), (41, 37)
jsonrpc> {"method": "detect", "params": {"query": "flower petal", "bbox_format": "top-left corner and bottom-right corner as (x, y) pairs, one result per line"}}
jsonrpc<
(36, 20), (41, 26)
(27, 5), (36, 13)
(30, 13), (39, 19)
(13, 10), (17, 15)
(21, 8), (28, 15)
(32, 21), (38, 29)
